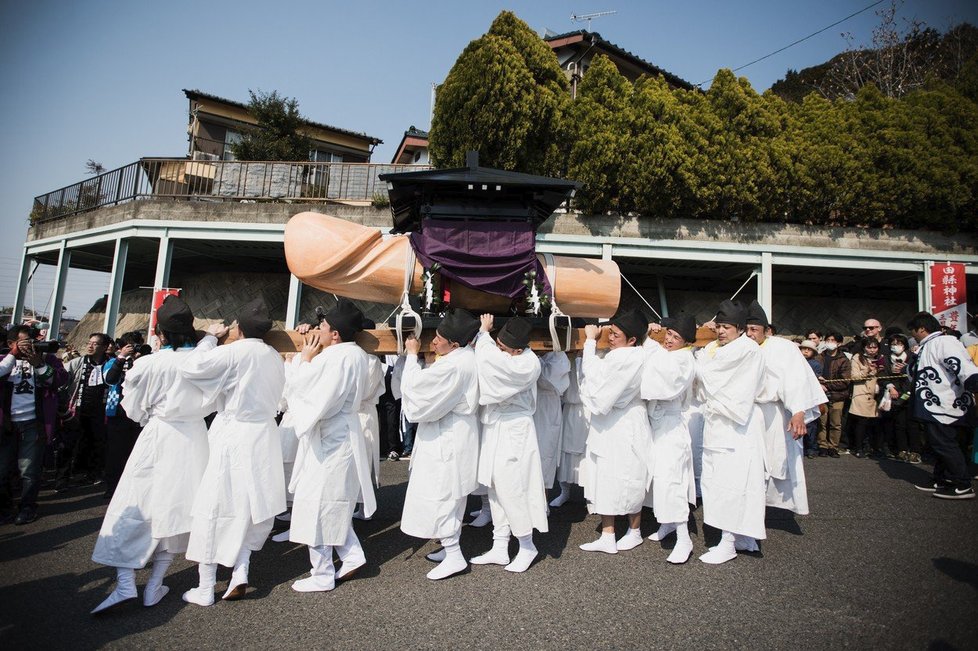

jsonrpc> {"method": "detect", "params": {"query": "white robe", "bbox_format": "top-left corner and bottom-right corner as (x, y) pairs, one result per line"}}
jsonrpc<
(278, 360), (299, 504)
(399, 346), (480, 540)
(358, 355), (386, 487)
(758, 336), (827, 516)
(533, 351), (570, 489)
(557, 357), (589, 485)
(696, 334), (767, 540)
(285, 342), (375, 547)
(474, 332), (548, 537)
(91, 341), (216, 569)
(580, 341), (653, 516)
(640, 340), (696, 524)
(182, 337), (287, 566)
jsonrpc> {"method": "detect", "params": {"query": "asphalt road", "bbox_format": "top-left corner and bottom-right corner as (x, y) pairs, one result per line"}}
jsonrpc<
(1, 455), (975, 650)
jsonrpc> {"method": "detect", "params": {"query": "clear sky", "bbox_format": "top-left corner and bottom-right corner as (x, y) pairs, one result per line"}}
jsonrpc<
(1, 0), (975, 320)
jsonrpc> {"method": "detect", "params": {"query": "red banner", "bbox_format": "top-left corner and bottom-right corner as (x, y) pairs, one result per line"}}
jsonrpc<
(148, 288), (181, 340)
(930, 263), (967, 333)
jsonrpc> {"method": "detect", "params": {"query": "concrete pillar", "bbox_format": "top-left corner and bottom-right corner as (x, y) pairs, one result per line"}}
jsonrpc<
(602, 243), (612, 261)
(285, 274), (302, 329)
(48, 242), (71, 341)
(11, 253), (33, 326)
(657, 276), (669, 318)
(758, 252), (773, 324)
(920, 261), (933, 313)
(103, 238), (129, 337)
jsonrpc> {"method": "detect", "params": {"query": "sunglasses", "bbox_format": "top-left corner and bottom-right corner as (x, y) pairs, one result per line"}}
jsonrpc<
(863, 325), (879, 330)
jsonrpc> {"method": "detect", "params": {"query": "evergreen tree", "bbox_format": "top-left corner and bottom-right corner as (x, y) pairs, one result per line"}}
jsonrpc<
(230, 90), (312, 161)
(429, 11), (568, 174)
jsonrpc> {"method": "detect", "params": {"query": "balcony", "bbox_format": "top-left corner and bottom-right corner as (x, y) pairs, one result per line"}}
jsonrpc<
(30, 158), (432, 224)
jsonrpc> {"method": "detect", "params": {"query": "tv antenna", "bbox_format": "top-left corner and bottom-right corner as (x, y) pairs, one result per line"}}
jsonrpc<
(571, 10), (617, 31)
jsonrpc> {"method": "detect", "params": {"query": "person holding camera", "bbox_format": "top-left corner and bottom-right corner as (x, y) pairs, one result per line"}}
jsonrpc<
(0, 325), (68, 525)
(62, 333), (111, 485)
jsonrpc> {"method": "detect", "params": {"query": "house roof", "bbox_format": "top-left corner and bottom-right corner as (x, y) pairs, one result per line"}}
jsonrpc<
(543, 30), (694, 90)
(390, 126), (430, 164)
(183, 89), (383, 145)
(379, 152), (580, 233)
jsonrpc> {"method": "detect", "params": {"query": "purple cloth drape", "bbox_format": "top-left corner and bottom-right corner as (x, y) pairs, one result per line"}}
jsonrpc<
(409, 219), (551, 299)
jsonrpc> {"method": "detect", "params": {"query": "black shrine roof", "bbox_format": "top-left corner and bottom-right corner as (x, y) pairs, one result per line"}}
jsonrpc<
(379, 152), (581, 234)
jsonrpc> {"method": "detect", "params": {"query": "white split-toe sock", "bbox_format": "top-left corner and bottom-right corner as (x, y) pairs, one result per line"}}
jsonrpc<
(580, 532), (618, 554)
(352, 504), (371, 521)
(666, 524), (693, 564)
(549, 482), (571, 508)
(222, 549), (250, 600)
(469, 494), (490, 518)
(293, 545), (335, 592)
(616, 527), (644, 551)
(143, 550), (174, 607)
(275, 510), (292, 522)
(734, 534), (759, 552)
(336, 526), (367, 580)
(472, 527), (511, 565)
(648, 523), (678, 541)
(91, 567), (138, 614)
(182, 563), (217, 606)
(426, 537), (467, 580)
(505, 534), (538, 573)
(271, 529), (291, 543)
(468, 495), (493, 528)
(700, 531), (737, 565)
(425, 548), (446, 562)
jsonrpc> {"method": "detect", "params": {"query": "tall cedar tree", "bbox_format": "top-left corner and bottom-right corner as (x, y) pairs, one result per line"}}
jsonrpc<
(429, 11), (568, 174)
(230, 90), (313, 161)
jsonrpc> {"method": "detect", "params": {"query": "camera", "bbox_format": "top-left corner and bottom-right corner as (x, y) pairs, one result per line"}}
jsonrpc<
(33, 340), (61, 354)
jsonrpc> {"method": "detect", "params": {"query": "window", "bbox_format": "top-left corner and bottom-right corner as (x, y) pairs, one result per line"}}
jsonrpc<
(309, 149), (342, 186)
(223, 130), (243, 161)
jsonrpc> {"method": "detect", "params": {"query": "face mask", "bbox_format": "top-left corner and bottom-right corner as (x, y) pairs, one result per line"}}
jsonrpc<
(891, 345), (905, 354)
(825, 342), (838, 351)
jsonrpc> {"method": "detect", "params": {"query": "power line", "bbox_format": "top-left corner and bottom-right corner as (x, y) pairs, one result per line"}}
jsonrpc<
(696, 0), (887, 87)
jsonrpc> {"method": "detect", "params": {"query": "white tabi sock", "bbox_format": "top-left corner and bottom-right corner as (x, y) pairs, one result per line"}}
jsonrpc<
(616, 527), (644, 551)
(143, 550), (174, 607)
(427, 536), (467, 580)
(182, 564), (217, 606)
(700, 530), (737, 565)
(505, 534), (539, 573)
(91, 567), (138, 615)
(468, 495), (493, 527)
(222, 548), (250, 599)
(734, 534), (760, 552)
(472, 526), (511, 565)
(352, 504), (371, 521)
(469, 494), (491, 518)
(549, 482), (571, 508)
(275, 510), (292, 522)
(271, 528), (291, 543)
(425, 547), (447, 562)
(336, 526), (367, 580)
(648, 522), (678, 541)
(580, 531), (618, 554)
(667, 523), (694, 564)
(293, 545), (336, 592)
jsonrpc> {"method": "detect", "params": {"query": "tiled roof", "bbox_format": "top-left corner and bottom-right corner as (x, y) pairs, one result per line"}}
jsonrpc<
(184, 89), (383, 145)
(543, 30), (694, 90)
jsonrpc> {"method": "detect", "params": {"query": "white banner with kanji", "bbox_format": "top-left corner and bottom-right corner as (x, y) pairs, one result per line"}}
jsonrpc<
(929, 262), (967, 333)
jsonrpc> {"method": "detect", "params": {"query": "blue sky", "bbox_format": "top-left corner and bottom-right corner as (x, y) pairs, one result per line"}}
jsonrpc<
(1, 0), (975, 319)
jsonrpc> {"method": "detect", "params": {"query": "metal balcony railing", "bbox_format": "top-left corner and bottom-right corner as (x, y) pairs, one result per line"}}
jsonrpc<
(30, 158), (431, 224)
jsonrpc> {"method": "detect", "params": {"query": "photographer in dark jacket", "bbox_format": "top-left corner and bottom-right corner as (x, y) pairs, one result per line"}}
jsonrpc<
(102, 331), (148, 499)
(0, 325), (69, 524)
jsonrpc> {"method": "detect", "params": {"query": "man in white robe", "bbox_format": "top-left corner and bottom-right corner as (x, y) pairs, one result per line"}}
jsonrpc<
(90, 296), (215, 614)
(533, 351), (570, 499)
(579, 310), (654, 554)
(744, 301), (826, 519)
(285, 299), (375, 592)
(399, 308), (481, 580)
(641, 315), (698, 564)
(180, 298), (286, 606)
(353, 328), (385, 521)
(695, 300), (767, 564)
(471, 315), (547, 573)
(550, 353), (587, 508)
